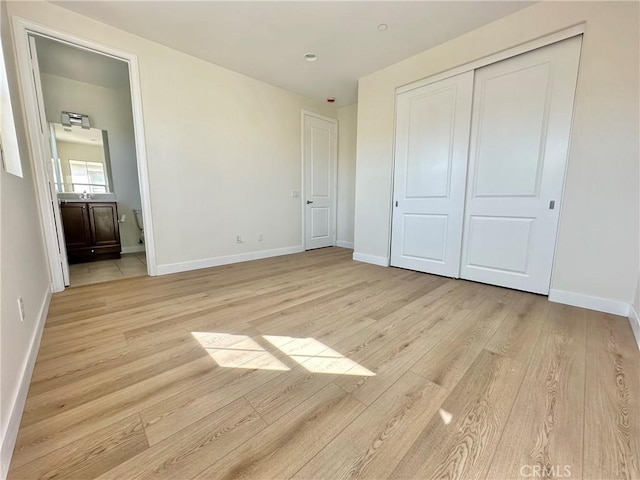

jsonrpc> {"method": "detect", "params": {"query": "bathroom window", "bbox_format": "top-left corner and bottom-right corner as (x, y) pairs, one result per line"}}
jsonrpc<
(69, 159), (108, 193)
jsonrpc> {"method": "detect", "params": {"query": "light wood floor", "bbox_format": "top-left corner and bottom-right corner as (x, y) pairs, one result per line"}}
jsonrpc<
(9, 247), (640, 479)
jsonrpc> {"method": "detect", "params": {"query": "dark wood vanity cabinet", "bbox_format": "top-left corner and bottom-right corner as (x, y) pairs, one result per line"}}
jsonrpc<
(60, 202), (121, 263)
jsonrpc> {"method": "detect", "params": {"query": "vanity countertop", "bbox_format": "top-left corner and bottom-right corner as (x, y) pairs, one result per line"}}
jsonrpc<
(58, 193), (117, 203)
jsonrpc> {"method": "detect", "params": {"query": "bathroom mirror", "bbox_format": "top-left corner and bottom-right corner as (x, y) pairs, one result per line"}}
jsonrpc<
(49, 122), (114, 194)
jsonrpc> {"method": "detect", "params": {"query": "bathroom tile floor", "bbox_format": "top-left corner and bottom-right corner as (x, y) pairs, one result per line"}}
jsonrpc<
(69, 252), (147, 287)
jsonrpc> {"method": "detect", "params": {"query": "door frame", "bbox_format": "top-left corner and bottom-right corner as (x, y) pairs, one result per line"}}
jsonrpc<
(300, 110), (338, 250)
(11, 16), (157, 292)
(389, 23), (585, 284)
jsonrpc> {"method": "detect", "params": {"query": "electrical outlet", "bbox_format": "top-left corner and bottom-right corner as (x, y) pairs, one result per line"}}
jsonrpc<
(236, 235), (243, 244)
(291, 190), (300, 198)
(17, 297), (25, 322)
(258, 233), (264, 242)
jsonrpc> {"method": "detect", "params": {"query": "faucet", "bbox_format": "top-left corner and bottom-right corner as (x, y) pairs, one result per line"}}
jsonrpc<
(78, 191), (92, 200)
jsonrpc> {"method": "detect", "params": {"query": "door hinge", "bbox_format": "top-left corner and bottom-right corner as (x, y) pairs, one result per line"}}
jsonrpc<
(549, 200), (556, 210)
(395, 200), (398, 207)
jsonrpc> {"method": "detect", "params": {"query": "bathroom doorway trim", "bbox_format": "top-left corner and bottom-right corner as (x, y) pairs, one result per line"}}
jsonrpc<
(11, 16), (157, 291)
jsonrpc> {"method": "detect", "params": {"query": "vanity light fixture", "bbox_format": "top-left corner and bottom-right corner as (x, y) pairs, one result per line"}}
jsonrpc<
(303, 52), (318, 62)
(61, 111), (91, 129)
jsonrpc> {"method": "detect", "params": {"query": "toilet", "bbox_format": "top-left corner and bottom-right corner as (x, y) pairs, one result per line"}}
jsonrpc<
(133, 209), (144, 244)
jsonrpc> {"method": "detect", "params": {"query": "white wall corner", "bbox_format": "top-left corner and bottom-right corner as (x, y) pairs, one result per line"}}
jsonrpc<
(352, 252), (390, 267)
(628, 304), (640, 351)
(156, 245), (305, 275)
(336, 240), (354, 249)
(548, 289), (631, 317)
(1, 287), (52, 478)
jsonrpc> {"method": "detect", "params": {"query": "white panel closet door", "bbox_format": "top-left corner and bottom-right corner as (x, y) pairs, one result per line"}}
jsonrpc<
(391, 71), (473, 277)
(460, 36), (582, 294)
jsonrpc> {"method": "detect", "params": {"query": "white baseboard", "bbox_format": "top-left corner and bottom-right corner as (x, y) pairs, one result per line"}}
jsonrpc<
(336, 240), (354, 249)
(629, 305), (640, 351)
(352, 252), (389, 267)
(156, 245), (305, 275)
(121, 245), (146, 254)
(548, 289), (631, 317)
(1, 287), (52, 479)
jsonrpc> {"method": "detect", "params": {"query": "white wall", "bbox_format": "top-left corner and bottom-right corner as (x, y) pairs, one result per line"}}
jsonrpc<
(40, 73), (142, 251)
(354, 1), (639, 306)
(337, 103), (357, 247)
(7, 0), (338, 272)
(0, 1), (51, 475)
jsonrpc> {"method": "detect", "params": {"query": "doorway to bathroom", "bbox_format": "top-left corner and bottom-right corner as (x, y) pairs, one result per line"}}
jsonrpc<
(13, 20), (156, 290)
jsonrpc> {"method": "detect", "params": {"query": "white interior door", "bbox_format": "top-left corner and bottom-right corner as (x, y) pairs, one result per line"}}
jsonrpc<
(390, 71), (474, 277)
(460, 36), (582, 294)
(28, 35), (70, 286)
(304, 112), (337, 250)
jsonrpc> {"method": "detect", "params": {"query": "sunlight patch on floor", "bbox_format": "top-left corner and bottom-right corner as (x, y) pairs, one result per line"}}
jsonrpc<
(191, 332), (375, 376)
(191, 332), (289, 371)
(439, 408), (453, 425)
(264, 335), (376, 376)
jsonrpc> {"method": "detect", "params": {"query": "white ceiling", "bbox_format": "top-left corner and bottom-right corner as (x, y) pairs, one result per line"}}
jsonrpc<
(52, 1), (533, 106)
(35, 35), (130, 90)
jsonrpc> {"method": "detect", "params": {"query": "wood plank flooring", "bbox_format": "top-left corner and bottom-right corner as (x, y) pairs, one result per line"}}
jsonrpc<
(8, 247), (640, 479)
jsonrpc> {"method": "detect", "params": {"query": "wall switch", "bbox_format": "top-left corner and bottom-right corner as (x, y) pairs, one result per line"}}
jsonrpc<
(258, 233), (264, 241)
(291, 190), (300, 198)
(119, 214), (127, 223)
(17, 297), (25, 322)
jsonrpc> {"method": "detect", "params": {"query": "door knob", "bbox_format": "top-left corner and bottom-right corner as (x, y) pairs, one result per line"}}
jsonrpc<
(306, 200), (313, 204)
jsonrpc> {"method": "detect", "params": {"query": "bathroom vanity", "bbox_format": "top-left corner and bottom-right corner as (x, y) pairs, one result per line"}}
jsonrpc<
(60, 201), (121, 263)
(50, 121), (123, 264)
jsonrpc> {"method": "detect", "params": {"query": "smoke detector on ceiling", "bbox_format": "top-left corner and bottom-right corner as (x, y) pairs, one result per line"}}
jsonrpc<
(303, 52), (318, 62)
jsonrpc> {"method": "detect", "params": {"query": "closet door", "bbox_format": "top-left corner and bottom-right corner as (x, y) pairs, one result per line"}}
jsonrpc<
(460, 36), (582, 294)
(391, 71), (473, 277)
